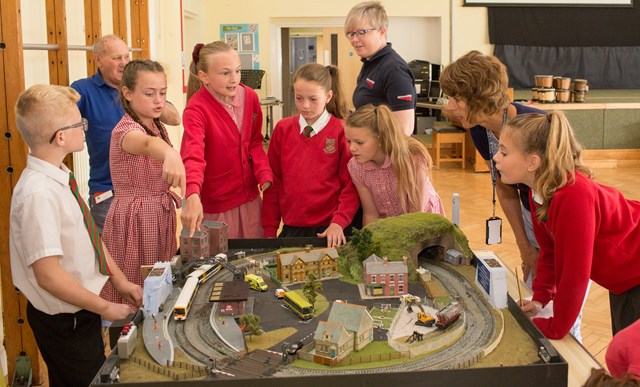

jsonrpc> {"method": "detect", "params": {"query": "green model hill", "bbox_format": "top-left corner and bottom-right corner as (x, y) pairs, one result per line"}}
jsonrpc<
(341, 212), (473, 282)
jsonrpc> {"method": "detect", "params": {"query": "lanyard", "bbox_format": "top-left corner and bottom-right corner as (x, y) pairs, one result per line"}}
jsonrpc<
(487, 108), (508, 218)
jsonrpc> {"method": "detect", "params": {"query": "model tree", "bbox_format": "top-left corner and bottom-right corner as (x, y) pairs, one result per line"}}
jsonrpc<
(239, 314), (263, 341)
(303, 272), (323, 309)
(351, 228), (380, 262)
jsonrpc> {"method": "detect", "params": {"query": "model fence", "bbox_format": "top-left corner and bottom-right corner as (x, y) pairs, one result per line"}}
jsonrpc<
(128, 356), (209, 381)
(337, 351), (410, 366)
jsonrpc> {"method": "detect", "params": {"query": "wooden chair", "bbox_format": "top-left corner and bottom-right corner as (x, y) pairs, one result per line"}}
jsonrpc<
(431, 122), (466, 169)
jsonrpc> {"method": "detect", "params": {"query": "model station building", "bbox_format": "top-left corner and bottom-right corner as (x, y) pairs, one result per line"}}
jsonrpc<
(276, 247), (339, 284)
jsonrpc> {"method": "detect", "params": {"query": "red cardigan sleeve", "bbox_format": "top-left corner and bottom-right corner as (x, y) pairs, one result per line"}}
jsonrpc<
(531, 184), (596, 339)
(180, 95), (207, 198)
(245, 89), (273, 186)
(328, 126), (360, 230)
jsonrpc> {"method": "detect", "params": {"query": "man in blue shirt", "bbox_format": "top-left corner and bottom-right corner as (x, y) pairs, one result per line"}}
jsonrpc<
(71, 35), (180, 229)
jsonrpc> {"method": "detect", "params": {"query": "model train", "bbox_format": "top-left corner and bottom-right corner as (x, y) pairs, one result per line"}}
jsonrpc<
(435, 301), (462, 329)
(173, 260), (222, 320)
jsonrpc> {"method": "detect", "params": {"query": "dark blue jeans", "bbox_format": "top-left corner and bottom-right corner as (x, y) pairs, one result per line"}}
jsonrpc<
(89, 194), (113, 233)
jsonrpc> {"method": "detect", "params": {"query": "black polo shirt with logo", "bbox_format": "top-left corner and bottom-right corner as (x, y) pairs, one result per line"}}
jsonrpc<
(352, 43), (416, 111)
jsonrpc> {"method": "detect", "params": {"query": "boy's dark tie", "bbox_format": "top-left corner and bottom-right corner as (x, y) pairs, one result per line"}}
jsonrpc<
(302, 125), (314, 138)
(68, 172), (112, 276)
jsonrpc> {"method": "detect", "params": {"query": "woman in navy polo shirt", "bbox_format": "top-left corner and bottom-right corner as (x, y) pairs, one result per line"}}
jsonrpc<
(345, 1), (416, 136)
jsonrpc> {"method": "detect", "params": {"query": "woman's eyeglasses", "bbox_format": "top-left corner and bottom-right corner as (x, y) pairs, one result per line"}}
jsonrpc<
(346, 28), (377, 40)
(49, 118), (89, 144)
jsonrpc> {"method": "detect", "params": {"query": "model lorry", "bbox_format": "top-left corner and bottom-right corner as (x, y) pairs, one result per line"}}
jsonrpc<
(245, 274), (268, 291)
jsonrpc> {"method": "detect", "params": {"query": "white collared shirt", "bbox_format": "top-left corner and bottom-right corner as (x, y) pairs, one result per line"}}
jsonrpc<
(299, 109), (331, 137)
(10, 155), (108, 315)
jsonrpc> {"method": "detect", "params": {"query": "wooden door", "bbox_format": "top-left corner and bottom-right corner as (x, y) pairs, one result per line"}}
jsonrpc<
(322, 27), (361, 112)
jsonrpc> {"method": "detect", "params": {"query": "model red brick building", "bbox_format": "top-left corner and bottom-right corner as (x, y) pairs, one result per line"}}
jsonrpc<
(362, 254), (409, 297)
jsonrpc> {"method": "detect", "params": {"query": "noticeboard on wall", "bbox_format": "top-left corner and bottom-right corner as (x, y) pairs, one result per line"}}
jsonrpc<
(220, 24), (260, 69)
(464, 0), (632, 5)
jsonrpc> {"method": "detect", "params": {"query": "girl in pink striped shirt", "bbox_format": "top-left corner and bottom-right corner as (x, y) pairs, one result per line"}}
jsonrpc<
(345, 104), (444, 226)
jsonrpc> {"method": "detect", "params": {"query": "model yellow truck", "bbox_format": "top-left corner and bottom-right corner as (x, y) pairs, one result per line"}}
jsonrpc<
(244, 274), (268, 291)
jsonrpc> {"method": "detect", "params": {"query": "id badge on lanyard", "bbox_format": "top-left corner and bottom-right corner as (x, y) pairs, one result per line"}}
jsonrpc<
(485, 108), (508, 245)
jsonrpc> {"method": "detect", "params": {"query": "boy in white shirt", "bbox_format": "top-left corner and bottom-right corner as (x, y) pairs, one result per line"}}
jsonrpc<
(10, 84), (142, 387)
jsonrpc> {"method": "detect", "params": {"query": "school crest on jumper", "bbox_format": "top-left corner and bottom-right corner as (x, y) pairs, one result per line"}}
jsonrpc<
(366, 78), (375, 88)
(324, 138), (336, 154)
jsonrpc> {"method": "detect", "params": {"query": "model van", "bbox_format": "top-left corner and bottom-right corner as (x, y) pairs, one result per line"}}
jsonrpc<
(245, 274), (268, 291)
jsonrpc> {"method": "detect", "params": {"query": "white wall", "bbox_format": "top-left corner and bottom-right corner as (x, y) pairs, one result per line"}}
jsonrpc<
(388, 17), (442, 64)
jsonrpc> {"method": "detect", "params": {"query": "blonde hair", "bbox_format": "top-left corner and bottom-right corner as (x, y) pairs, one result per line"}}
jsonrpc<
(187, 41), (234, 101)
(440, 50), (511, 124)
(120, 59), (170, 144)
(15, 84), (80, 147)
(505, 111), (592, 219)
(346, 104), (433, 213)
(345, 1), (388, 33)
(293, 63), (347, 119)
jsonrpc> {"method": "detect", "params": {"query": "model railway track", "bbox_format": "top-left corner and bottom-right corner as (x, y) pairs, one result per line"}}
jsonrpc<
(278, 260), (496, 376)
(197, 309), (237, 358)
(171, 318), (210, 366)
(170, 258), (254, 366)
(220, 349), (278, 379)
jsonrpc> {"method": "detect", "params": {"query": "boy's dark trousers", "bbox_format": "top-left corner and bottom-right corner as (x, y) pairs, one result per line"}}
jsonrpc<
(27, 302), (105, 387)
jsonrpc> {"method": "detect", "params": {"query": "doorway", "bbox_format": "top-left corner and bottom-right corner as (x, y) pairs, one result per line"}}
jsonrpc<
(280, 27), (361, 118)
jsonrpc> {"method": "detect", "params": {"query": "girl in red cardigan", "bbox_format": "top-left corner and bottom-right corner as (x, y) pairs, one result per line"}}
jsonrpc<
(181, 42), (272, 238)
(493, 111), (640, 339)
(261, 63), (359, 247)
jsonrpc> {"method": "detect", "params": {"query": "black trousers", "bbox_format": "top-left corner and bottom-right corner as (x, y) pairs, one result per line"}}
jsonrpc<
(278, 215), (360, 239)
(609, 283), (640, 336)
(27, 302), (105, 387)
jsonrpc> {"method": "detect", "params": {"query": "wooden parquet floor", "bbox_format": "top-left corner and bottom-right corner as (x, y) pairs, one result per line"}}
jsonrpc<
(431, 162), (640, 367)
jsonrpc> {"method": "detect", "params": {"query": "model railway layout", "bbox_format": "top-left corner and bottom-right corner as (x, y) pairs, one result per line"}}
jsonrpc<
(94, 213), (567, 386)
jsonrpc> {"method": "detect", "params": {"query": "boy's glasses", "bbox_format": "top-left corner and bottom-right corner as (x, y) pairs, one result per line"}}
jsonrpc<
(49, 118), (89, 144)
(346, 28), (377, 40)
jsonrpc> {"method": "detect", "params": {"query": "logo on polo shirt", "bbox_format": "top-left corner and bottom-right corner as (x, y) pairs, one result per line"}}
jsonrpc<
(397, 94), (413, 102)
(366, 78), (375, 88)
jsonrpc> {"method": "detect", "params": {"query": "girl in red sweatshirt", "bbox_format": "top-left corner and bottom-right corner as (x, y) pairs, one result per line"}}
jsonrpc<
(261, 63), (359, 247)
(493, 111), (640, 339)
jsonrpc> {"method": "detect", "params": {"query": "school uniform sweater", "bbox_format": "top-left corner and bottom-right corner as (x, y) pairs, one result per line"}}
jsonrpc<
(530, 171), (640, 339)
(181, 85), (272, 214)
(261, 115), (359, 237)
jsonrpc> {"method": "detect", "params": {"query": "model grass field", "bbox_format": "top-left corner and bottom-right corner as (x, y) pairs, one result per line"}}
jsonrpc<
(118, 212), (539, 382)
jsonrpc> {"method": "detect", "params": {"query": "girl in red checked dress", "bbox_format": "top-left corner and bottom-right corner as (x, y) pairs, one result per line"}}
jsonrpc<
(181, 42), (272, 239)
(101, 59), (185, 307)
(493, 111), (640, 340)
(344, 104), (444, 226)
(261, 63), (359, 247)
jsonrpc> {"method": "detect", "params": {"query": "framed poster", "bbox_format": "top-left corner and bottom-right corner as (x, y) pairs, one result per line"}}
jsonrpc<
(224, 33), (239, 51)
(221, 24), (260, 69)
(464, 0), (632, 5)
(241, 33), (255, 52)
